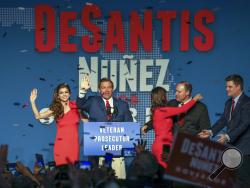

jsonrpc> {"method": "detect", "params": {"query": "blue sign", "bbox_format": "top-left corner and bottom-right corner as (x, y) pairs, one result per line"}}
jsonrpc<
(83, 122), (140, 156)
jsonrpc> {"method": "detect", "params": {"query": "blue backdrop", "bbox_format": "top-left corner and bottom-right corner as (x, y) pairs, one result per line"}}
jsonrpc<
(1, 0), (250, 168)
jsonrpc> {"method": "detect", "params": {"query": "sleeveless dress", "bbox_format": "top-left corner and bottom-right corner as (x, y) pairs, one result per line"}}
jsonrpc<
(152, 100), (196, 168)
(54, 101), (80, 165)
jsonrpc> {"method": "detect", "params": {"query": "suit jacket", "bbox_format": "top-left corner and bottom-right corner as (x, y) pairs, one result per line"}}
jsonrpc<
(212, 93), (250, 155)
(145, 99), (211, 135)
(76, 91), (133, 122)
(168, 99), (211, 135)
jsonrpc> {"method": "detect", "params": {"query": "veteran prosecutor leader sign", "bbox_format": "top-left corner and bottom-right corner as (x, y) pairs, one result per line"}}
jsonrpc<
(83, 122), (140, 156)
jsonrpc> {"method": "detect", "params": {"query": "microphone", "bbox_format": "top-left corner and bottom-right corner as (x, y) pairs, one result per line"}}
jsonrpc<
(112, 106), (118, 116)
(106, 106), (112, 116)
(106, 106), (118, 121)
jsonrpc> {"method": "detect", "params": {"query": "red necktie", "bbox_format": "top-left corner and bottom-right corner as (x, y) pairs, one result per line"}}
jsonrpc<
(230, 99), (235, 119)
(105, 100), (112, 120)
(178, 103), (185, 126)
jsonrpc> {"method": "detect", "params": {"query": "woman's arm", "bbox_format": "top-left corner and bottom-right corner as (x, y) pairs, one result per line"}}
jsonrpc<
(30, 88), (53, 120)
(159, 94), (203, 118)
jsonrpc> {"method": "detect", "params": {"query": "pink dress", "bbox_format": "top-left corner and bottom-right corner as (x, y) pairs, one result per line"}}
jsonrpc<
(54, 101), (80, 166)
(152, 100), (196, 168)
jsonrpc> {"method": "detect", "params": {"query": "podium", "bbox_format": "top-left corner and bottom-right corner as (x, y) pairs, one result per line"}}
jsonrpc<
(82, 122), (140, 156)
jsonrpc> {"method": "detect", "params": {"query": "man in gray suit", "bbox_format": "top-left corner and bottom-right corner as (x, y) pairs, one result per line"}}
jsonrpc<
(142, 81), (211, 135)
(199, 74), (250, 187)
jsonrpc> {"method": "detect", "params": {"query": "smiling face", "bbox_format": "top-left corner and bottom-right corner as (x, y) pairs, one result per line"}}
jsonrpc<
(58, 87), (70, 102)
(175, 83), (190, 103)
(99, 81), (113, 100)
(226, 81), (242, 98)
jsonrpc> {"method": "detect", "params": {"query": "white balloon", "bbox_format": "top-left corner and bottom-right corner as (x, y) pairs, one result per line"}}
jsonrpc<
(39, 108), (54, 125)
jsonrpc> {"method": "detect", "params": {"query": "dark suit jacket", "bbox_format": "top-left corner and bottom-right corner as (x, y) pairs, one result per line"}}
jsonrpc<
(212, 93), (250, 155)
(76, 91), (133, 122)
(145, 99), (211, 135)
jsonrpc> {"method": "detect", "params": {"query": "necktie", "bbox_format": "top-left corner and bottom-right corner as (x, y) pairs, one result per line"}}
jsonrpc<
(230, 99), (235, 120)
(105, 100), (112, 120)
(178, 103), (185, 126)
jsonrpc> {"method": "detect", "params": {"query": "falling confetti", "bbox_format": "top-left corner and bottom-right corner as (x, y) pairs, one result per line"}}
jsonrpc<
(28, 123), (34, 128)
(39, 77), (46, 81)
(2, 32), (7, 38)
(130, 95), (139, 105)
(22, 103), (29, 108)
(13, 102), (21, 106)
(17, 7), (25, 10)
(20, 49), (28, 53)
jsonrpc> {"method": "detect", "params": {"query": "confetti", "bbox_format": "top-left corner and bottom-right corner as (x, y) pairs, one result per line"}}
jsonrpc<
(130, 95), (138, 105)
(123, 55), (134, 59)
(22, 103), (29, 108)
(17, 7), (25, 10)
(146, 6), (153, 10)
(97, 21), (104, 25)
(28, 123), (34, 128)
(40, 27), (46, 31)
(186, 61), (193, 65)
(20, 49), (28, 53)
(39, 77), (46, 81)
(13, 102), (21, 106)
(86, 2), (93, 5)
(2, 32), (7, 38)
(215, 113), (223, 116)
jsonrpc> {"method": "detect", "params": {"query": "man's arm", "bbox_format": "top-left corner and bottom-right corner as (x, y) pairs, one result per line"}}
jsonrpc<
(198, 104), (211, 131)
(211, 102), (229, 136)
(227, 101), (250, 143)
(124, 102), (133, 122)
(199, 103), (228, 138)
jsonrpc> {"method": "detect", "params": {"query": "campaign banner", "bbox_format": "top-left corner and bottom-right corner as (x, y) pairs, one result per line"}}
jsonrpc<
(83, 122), (140, 156)
(166, 132), (235, 188)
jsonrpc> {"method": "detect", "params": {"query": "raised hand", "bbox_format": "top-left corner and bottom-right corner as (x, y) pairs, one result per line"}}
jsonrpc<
(193, 93), (203, 101)
(80, 75), (91, 91)
(133, 139), (147, 155)
(30, 88), (38, 102)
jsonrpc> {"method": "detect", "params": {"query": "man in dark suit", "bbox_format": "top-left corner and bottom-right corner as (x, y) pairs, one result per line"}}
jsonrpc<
(199, 74), (250, 187)
(142, 81), (211, 136)
(77, 76), (133, 179)
(77, 76), (133, 122)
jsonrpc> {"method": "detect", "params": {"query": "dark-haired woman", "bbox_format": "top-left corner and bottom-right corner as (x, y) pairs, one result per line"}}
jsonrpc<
(30, 83), (80, 166)
(150, 87), (202, 168)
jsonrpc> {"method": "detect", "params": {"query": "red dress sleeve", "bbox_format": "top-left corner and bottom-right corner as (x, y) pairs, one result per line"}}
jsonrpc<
(157, 100), (196, 118)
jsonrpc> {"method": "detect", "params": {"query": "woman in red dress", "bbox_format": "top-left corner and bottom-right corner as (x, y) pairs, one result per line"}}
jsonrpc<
(150, 87), (202, 168)
(30, 83), (80, 166)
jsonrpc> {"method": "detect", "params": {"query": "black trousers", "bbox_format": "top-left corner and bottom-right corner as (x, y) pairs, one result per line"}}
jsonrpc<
(232, 155), (250, 188)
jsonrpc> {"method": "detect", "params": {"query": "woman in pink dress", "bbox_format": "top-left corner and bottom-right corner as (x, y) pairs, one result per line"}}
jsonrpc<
(150, 87), (202, 168)
(30, 83), (80, 166)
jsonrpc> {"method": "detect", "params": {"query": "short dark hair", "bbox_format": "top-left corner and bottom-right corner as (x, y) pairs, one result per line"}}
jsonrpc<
(179, 81), (192, 95)
(225, 74), (244, 90)
(98, 77), (114, 89)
